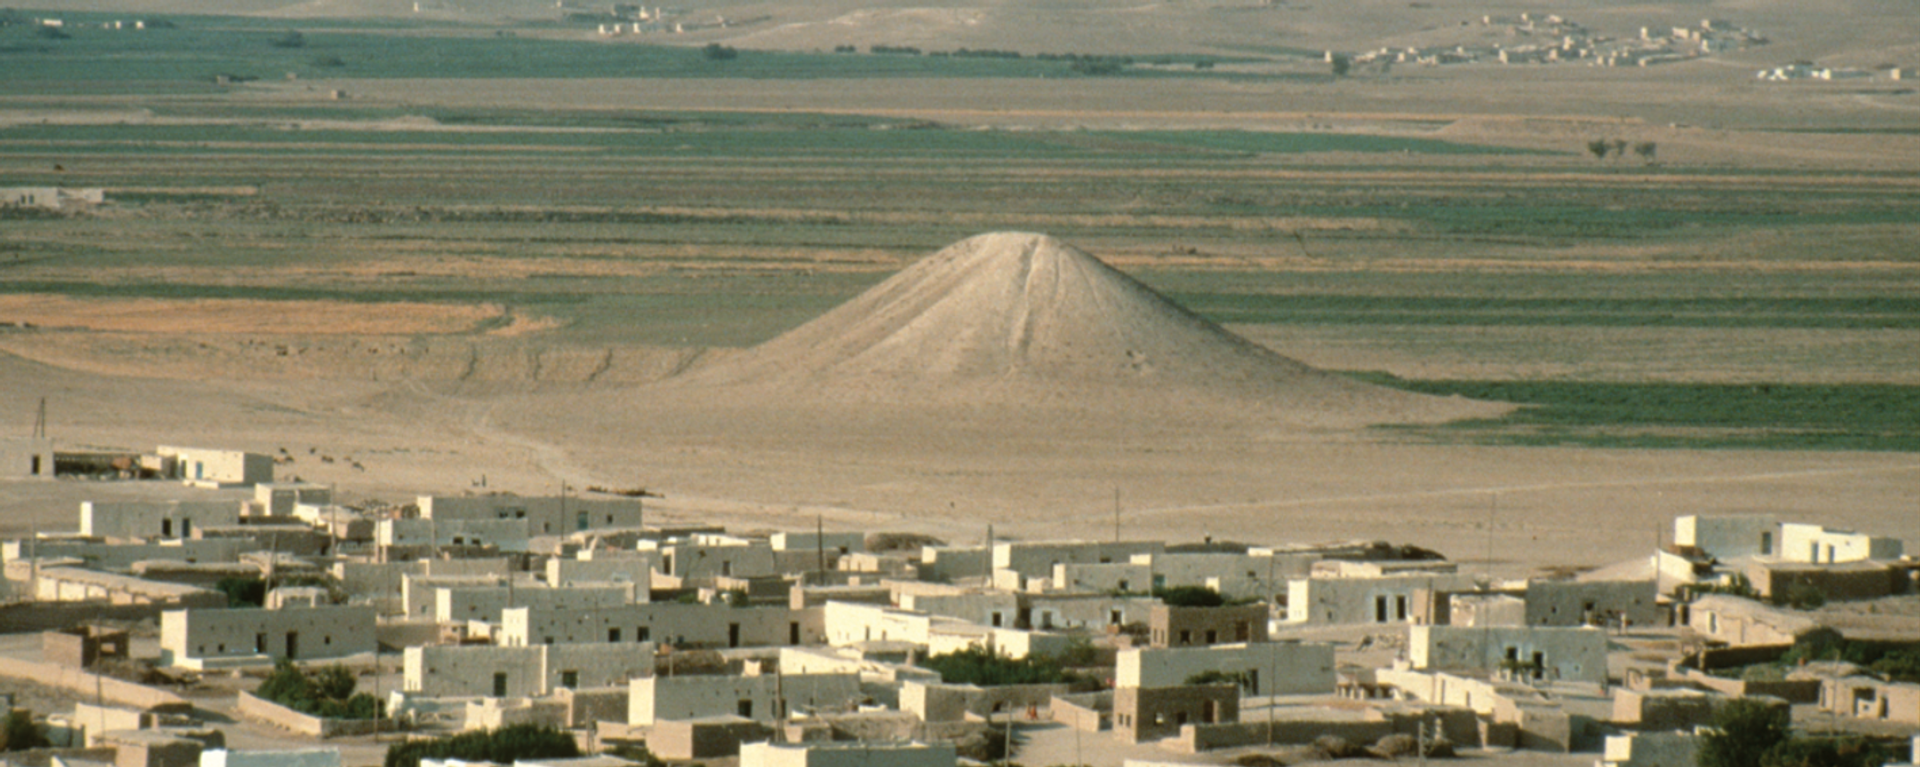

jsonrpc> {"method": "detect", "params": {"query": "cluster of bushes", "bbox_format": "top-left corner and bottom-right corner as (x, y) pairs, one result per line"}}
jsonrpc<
(829, 45), (1138, 74)
(1153, 585), (1228, 607)
(920, 645), (1082, 687)
(256, 661), (382, 720)
(383, 724), (579, 767)
(1701, 698), (1890, 767)
(936, 48), (1021, 59)
(1, 710), (50, 752)
(1586, 138), (1657, 161)
(1781, 629), (1920, 683)
(701, 43), (737, 60)
(1037, 52), (1134, 75)
(215, 574), (349, 608)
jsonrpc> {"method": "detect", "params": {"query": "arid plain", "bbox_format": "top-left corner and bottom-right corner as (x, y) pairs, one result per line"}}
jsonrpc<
(3, 0), (1919, 578)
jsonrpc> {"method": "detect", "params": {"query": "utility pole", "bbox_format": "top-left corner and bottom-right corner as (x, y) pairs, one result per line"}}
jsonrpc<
(33, 396), (46, 439)
(815, 514), (826, 586)
(1112, 487), (1121, 543)
(1267, 546), (1276, 746)
(985, 522), (993, 586)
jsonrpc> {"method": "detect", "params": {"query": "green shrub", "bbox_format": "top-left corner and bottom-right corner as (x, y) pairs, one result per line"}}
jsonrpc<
(1699, 698), (1789, 767)
(920, 645), (1077, 687)
(1759, 737), (1889, 767)
(256, 661), (380, 720)
(383, 724), (580, 767)
(2, 709), (51, 752)
(1153, 586), (1225, 608)
(217, 576), (266, 607)
(1773, 580), (1827, 610)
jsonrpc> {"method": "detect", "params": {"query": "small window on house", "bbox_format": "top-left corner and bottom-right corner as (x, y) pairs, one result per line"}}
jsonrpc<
(1179, 630), (1192, 644)
(638, 627), (650, 641)
(560, 670), (578, 689)
(1204, 630), (1216, 644)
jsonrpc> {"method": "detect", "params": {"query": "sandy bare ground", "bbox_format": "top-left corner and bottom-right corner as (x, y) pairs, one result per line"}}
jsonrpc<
(0, 294), (503, 335)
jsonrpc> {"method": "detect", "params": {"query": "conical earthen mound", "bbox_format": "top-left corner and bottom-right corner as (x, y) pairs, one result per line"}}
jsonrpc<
(676, 232), (1502, 424)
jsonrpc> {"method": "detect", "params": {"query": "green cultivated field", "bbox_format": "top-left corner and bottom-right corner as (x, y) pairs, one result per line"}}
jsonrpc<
(1354, 375), (1920, 452)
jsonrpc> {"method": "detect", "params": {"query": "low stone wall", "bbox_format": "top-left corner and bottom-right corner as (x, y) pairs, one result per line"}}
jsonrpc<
(1676, 669), (1820, 703)
(1180, 720), (1395, 753)
(1050, 691), (1109, 732)
(0, 746), (120, 767)
(0, 602), (169, 635)
(235, 691), (380, 739)
(1695, 644), (1793, 670)
(1176, 708), (1480, 753)
(0, 657), (186, 710)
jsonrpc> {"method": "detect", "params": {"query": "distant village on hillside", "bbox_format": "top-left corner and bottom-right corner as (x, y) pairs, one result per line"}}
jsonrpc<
(3, 440), (1919, 767)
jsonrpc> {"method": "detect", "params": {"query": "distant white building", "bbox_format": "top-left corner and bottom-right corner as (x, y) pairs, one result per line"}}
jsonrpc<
(202, 748), (341, 767)
(1407, 625), (1607, 684)
(0, 437), (54, 479)
(81, 500), (242, 540)
(1115, 642), (1335, 697)
(739, 741), (955, 767)
(160, 605), (376, 669)
(158, 446), (273, 488)
(419, 494), (644, 537)
(628, 672), (860, 725)
(0, 187), (102, 209)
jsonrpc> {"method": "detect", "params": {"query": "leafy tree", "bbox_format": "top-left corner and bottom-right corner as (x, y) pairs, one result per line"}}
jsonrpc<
(2, 709), (51, 752)
(1760, 737), (1889, 767)
(256, 661), (379, 720)
(1634, 141), (1658, 162)
(702, 43), (737, 60)
(1868, 647), (1920, 684)
(1683, 573), (1758, 601)
(1774, 580), (1826, 610)
(1330, 53), (1352, 76)
(1588, 139), (1613, 160)
(312, 664), (358, 701)
(920, 645), (1078, 687)
(1153, 585), (1225, 608)
(271, 30), (306, 48)
(217, 576), (266, 607)
(1185, 669), (1250, 687)
(383, 724), (580, 767)
(1699, 697), (1789, 767)
(257, 660), (316, 708)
